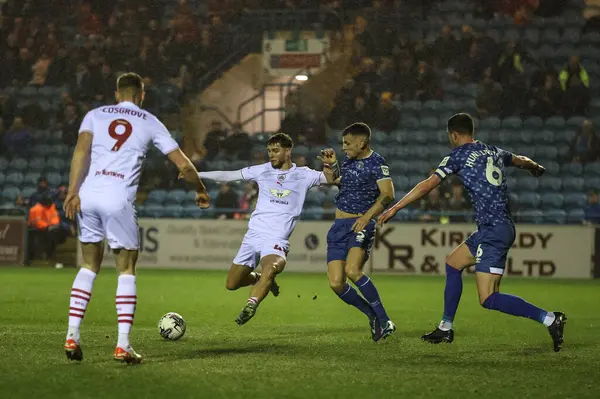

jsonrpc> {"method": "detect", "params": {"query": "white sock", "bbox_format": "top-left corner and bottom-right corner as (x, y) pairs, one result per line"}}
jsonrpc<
(116, 274), (137, 349)
(438, 320), (453, 331)
(66, 268), (97, 343)
(542, 312), (556, 327)
(248, 296), (259, 306)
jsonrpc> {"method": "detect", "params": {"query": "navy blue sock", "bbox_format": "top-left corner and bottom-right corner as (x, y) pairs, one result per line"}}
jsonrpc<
(337, 283), (375, 318)
(355, 275), (390, 322)
(482, 292), (548, 324)
(442, 264), (463, 324)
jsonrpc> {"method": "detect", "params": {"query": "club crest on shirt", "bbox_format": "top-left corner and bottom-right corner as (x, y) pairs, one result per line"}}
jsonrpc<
(277, 174), (286, 182)
(357, 161), (364, 169)
(269, 188), (292, 199)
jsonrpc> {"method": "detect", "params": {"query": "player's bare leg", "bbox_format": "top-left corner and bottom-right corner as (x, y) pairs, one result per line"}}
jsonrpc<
(235, 255), (285, 325)
(65, 241), (104, 361)
(226, 264), (259, 290)
(328, 259), (380, 342)
(422, 242), (474, 344)
(476, 272), (567, 352)
(345, 248), (394, 341)
(113, 249), (142, 364)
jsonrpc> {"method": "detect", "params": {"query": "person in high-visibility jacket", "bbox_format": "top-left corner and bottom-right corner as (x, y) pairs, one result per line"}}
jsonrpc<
(559, 55), (590, 91)
(28, 195), (64, 266)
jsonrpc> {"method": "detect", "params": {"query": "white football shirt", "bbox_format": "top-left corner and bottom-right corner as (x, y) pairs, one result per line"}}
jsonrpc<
(241, 162), (326, 240)
(78, 101), (179, 201)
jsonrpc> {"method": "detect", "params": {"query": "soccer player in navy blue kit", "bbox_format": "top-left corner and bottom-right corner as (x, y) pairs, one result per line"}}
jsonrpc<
(378, 113), (567, 352)
(320, 122), (396, 342)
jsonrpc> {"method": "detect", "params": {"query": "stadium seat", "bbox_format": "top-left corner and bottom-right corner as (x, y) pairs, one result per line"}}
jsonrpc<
(536, 146), (559, 159)
(564, 193), (587, 209)
(519, 210), (543, 224)
(167, 189), (187, 205)
(305, 190), (326, 206)
(502, 116), (522, 130)
(518, 193), (540, 209)
(584, 163), (600, 177)
(164, 205), (184, 218)
(45, 158), (65, 172)
(563, 177), (585, 192)
(560, 163), (582, 177)
(146, 190), (168, 205)
(537, 130), (555, 145)
(9, 158), (28, 171)
(1, 186), (20, 202)
(523, 28), (540, 45)
(516, 177), (539, 192)
(566, 116), (586, 129)
(539, 177), (562, 192)
(401, 117), (420, 129)
(540, 193), (564, 209)
(253, 132), (269, 144)
(544, 209), (567, 224)
(585, 177), (600, 191)
(5, 172), (24, 186)
(523, 116), (544, 129)
(420, 116), (438, 130)
(182, 204), (205, 219)
(144, 205), (165, 218)
(545, 116), (565, 129)
(517, 130), (535, 145)
(19, 86), (38, 98)
(480, 117), (501, 130)
(303, 207), (324, 221)
(567, 209), (585, 224)
(543, 161), (560, 176)
(20, 186), (36, 198)
(46, 172), (61, 187)
(392, 176), (409, 191)
(49, 144), (69, 157)
(0, 172), (5, 185)
(542, 28), (561, 45)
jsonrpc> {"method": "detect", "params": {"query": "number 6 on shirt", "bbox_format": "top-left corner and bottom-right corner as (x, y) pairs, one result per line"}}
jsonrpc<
(108, 119), (133, 151)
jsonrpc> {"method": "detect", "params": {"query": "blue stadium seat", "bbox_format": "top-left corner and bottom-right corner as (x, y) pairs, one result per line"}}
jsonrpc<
(523, 116), (544, 129)
(584, 163), (600, 177)
(303, 207), (324, 221)
(182, 204), (207, 219)
(164, 205), (183, 218)
(567, 209), (585, 224)
(45, 158), (65, 172)
(9, 158), (28, 171)
(540, 193), (564, 209)
(167, 189), (187, 205)
(144, 205), (165, 218)
(544, 209), (567, 224)
(392, 176), (409, 191)
(517, 130), (535, 145)
(502, 116), (522, 130)
(480, 117), (501, 130)
(46, 172), (61, 187)
(566, 116), (586, 129)
(561, 163), (582, 176)
(536, 146), (559, 159)
(542, 28), (561, 45)
(0, 172), (5, 185)
(294, 145), (310, 157)
(405, 161), (430, 175)
(517, 176), (540, 192)
(518, 193), (540, 209)
(545, 116), (565, 129)
(19, 86), (38, 98)
(496, 129), (513, 146)
(519, 210), (543, 224)
(21, 186), (36, 198)
(49, 144), (69, 157)
(539, 177), (562, 192)
(537, 130), (555, 145)
(476, 129), (490, 143)
(0, 157), (8, 170)
(1, 186), (20, 202)
(253, 132), (269, 144)
(523, 27), (540, 45)
(147, 190), (168, 205)
(543, 161), (560, 176)
(401, 117), (420, 129)
(423, 100), (443, 112)
(582, 31), (600, 45)
(563, 177), (584, 191)
(564, 193), (587, 209)
(585, 177), (600, 191)
(5, 172), (24, 186)
(420, 116), (438, 130)
(305, 190), (326, 206)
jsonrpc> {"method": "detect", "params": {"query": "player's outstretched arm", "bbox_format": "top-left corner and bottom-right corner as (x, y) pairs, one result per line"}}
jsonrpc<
(168, 149), (210, 208)
(378, 174), (441, 225)
(197, 170), (244, 182)
(510, 154), (545, 177)
(352, 179), (395, 232)
(318, 148), (340, 184)
(64, 132), (93, 220)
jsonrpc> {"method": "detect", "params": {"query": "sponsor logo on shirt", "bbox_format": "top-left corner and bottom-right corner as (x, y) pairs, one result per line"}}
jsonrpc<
(95, 169), (125, 180)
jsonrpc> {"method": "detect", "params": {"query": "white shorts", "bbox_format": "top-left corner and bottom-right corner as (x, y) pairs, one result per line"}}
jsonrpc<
(233, 230), (290, 270)
(77, 192), (139, 250)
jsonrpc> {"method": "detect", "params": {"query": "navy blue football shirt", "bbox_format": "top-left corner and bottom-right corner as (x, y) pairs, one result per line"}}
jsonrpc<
(336, 151), (391, 215)
(434, 141), (513, 226)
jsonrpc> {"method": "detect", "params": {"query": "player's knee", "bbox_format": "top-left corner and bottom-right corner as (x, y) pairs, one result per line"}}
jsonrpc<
(328, 275), (346, 292)
(225, 279), (240, 291)
(480, 292), (496, 308)
(262, 263), (278, 280)
(344, 266), (362, 282)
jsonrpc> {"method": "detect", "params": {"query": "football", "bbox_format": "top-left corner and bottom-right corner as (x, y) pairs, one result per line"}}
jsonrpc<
(158, 312), (187, 341)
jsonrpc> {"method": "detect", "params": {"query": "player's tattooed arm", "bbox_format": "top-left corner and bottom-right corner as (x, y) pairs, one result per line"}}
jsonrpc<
(511, 154), (545, 177)
(318, 148), (340, 183)
(378, 174), (441, 225)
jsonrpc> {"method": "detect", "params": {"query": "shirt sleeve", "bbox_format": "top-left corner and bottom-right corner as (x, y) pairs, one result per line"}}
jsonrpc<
(305, 168), (325, 188)
(434, 153), (461, 180)
(198, 170), (243, 182)
(497, 147), (514, 167)
(152, 118), (179, 155)
(240, 164), (266, 182)
(372, 158), (392, 182)
(78, 111), (94, 135)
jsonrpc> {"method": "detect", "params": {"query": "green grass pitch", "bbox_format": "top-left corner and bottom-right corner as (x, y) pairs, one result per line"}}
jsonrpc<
(1, 267), (599, 398)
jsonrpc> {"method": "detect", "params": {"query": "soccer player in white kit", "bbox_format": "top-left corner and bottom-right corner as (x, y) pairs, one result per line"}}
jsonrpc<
(198, 133), (329, 325)
(62, 73), (210, 364)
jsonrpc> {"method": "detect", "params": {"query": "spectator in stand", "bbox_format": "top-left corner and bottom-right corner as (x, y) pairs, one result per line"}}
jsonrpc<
(496, 41), (525, 87)
(235, 182), (258, 220)
(71, 62), (93, 102)
(301, 112), (327, 147)
(0, 120), (5, 155)
(281, 103), (308, 142)
(215, 183), (240, 220)
(433, 25), (457, 68)
(327, 79), (356, 129)
(225, 121), (251, 161)
(30, 176), (52, 207)
(77, 1), (101, 37)
(29, 49), (53, 86)
(414, 61), (439, 102)
(3, 116), (32, 157)
(419, 187), (446, 223)
(352, 94), (375, 126)
(293, 155), (308, 168)
(375, 57), (396, 95)
(15, 47), (34, 85)
(530, 74), (563, 118)
(559, 55), (590, 91)
(58, 104), (82, 147)
(562, 76), (590, 118)
(456, 41), (487, 82)
(375, 92), (400, 134)
(352, 16), (376, 59)
(530, 59), (556, 89)
(28, 194), (64, 268)
(584, 190), (600, 224)
(203, 120), (228, 160)
(447, 183), (471, 223)
(0, 94), (16, 129)
(477, 68), (504, 117)
(570, 119), (600, 163)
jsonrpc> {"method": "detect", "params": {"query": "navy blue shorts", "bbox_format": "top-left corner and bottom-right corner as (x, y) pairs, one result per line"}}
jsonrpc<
(326, 218), (376, 263)
(465, 223), (516, 275)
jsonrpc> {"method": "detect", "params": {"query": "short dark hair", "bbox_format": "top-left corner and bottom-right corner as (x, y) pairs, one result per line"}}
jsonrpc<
(117, 72), (143, 92)
(342, 122), (371, 141)
(447, 113), (474, 135)
(268, 133), (293, 148)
